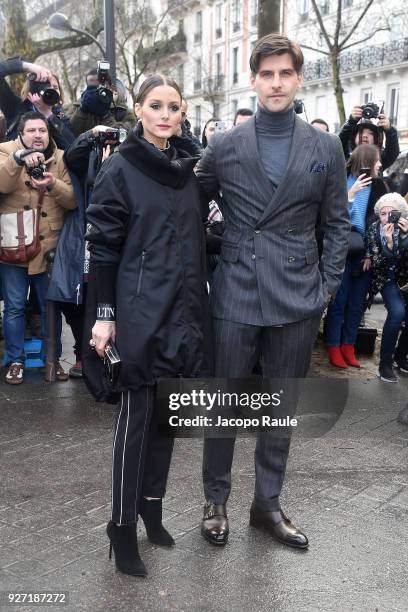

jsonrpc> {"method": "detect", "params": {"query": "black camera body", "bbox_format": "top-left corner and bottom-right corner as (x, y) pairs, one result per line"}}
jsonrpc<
(361, 103), (380, 120)
(27, 73), (59, 107)
(26, 163), (47, 180)
(97, 61), (113, 106)
(388, 210), (401, 226)
(94, 127), (127, 147)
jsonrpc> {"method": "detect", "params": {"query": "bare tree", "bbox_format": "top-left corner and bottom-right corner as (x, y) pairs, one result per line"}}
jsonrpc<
(258, 0), (282, 37)
(299, 0), (390, 124)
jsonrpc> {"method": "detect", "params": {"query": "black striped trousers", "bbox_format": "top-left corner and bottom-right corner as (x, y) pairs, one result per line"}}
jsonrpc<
(202, 315), (321, 511)
(111, 387), (174, 524)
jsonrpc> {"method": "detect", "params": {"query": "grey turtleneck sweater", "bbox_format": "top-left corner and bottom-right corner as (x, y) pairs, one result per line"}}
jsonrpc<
(255, 105), (295, 190)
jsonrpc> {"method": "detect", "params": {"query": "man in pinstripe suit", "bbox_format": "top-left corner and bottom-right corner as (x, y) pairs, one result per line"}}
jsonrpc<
(196, 33), (350, 549)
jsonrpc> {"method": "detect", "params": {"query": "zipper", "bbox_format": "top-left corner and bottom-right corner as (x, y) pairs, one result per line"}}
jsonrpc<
(136, 250), (146, 295)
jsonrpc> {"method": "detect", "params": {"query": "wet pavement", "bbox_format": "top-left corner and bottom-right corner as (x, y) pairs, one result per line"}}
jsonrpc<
(0, 302), (407, 611)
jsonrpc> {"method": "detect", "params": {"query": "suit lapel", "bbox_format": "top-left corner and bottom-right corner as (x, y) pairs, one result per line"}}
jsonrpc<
(257, 115), (317, 226)
(233, 117), (275, 206)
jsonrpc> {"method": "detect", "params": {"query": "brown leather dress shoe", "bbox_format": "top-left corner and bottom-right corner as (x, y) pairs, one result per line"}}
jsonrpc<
(249, 503), (308, 549)
(201, 501), (229, 546)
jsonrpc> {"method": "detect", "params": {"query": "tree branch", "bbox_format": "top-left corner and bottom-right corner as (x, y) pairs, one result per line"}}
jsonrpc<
(309, 0), (333, 51)
(341, 27), (390, 51)
(32, 33), (99, 59)
(339, 0), (375, 48)
(300, 44), (330, 56)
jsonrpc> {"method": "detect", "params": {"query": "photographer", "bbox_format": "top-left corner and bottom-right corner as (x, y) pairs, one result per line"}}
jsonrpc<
(68, 68), (135, 137)
(339, 104), (400, 170)
(0, 111), (76, 384)
(46, 125), (125, 377)
(0, 56), (74, 150)
(365, 193), (408, 382)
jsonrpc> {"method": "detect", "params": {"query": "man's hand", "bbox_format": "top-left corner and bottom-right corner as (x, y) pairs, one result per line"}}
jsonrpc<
(384, 222), (395, 249)
(377, 114), (391, 131)
(350, 106), (363, 120)
(398, 216), (408, 235)
(22, 62), (52, 82)
(31, 171), (55, 190)
(26, 93), (53, 118)
(23, 151), (45, 168)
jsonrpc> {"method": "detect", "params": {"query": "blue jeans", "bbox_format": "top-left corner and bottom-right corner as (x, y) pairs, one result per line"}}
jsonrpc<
(0, 264), (62, 365)
(326, 255), (372, 347)
(380, 280), (408, 367)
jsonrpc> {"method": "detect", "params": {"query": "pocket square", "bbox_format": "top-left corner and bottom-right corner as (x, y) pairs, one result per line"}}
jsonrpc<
(310, 162), (327, 173)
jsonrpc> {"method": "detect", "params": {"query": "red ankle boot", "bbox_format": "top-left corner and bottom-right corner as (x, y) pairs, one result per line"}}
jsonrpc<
(340, 344), (360, 368)
(328, 346), (348, 369)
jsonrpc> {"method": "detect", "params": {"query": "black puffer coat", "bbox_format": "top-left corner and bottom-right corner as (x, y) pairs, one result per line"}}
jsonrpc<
(84, 123), (213, 394)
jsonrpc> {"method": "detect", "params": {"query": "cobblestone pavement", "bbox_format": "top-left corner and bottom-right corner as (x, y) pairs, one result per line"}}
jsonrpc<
(0, 302), (407, 611)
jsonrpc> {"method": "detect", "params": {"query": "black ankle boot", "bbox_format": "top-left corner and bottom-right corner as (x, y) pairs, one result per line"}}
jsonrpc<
(139, 498), (175, 547)
(106, 521), (147, 577)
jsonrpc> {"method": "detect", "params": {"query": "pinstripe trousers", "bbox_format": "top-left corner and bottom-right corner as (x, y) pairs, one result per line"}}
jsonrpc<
(111, 387), (174, 524)
(203, 315), (321, 511)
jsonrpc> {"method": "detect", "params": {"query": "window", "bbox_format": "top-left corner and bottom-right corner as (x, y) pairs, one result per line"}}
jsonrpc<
(231, 99), (238, 119)
(231, 0), (241, 32)
(361, 88), (372, 105)
(297, 0), (309, 19)
(341, 0), (352, 7)
(215, 52), (222, 78)
(194, 11), (202, 43)
(318, 0), (330, 15)
(194, 105), (201, 137)
(387, 83), (400, 126)
(250, 96), (257, 113)
(215, 4), (222, 38)
(232, 47), (238, 84)
(390, 15), (404, 41)
(214, 103), (220, 117)
(194, 59), (202, 91)
(315, 95), (327, 119)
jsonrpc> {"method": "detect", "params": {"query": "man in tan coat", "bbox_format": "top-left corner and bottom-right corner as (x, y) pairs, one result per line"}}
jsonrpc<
(0, 110), (76, 384)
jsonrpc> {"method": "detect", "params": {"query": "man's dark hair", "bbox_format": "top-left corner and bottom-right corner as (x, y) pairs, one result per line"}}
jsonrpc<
(86, 68), (98, 78)
(249, 33), (304, 75)
(18, 111), (49, 135)
(311, 118), (329, 131)
(233, 108), (253, 125)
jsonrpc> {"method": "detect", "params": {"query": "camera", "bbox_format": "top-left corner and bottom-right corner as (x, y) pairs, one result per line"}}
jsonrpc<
(26, 163), (47, 180)
(94, 126), (127, 146)
(97, 61), (113, 106)
(27, 73), (60, 107)
(361, 103), (380, 120)
(388, 210), (401, 226)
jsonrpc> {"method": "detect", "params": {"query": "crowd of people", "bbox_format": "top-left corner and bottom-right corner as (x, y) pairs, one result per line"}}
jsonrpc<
(1, 32), (408, 578)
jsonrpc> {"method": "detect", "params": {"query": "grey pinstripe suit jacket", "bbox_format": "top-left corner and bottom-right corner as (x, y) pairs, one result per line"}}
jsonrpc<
(196, 114), (350, 326)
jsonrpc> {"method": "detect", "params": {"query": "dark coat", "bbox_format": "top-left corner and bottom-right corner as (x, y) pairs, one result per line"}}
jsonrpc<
(84, 123), (213, 394)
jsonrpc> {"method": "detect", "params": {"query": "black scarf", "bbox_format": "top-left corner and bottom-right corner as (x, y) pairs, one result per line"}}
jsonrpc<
(118, 121), (200, 189)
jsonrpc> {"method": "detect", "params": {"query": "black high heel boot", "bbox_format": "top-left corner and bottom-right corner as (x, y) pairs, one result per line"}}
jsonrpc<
(139, 498), (175, 547)
(106, 521), (147, 577)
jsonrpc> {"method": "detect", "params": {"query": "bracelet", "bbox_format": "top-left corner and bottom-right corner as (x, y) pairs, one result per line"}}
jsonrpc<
(96, 303), (115, 321)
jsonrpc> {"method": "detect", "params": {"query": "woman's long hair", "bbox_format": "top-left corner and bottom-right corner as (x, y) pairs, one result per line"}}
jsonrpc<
(347, 143), (379, 177)
(20, 74), (65, 105)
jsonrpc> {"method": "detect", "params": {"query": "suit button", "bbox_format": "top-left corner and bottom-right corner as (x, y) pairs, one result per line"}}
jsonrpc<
(287, 229), (294, 234)
(39, 235), (44, 241)
(288, 256), (295, 262)
(41, 212), (48, 217)
(251, 254), (256, 260)
(255, 230), (260, 234)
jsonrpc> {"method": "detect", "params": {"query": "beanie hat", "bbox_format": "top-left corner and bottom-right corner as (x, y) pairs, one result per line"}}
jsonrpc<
(374, 192), (408, 218)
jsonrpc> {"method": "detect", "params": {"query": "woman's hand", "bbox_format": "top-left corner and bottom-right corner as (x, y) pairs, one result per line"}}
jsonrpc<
(27, 92), (53, 117)
(348, 173), (372, 200)
(362, 257), (371, 272)
(91, 321), (116, 358)
(397, 216), (408, 235)
(384, 222), (395, 249)
(22, 62), (52, 81)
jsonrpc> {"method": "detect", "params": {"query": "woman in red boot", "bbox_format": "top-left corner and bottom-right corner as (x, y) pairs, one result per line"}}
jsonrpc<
(326, 144), (388, 368)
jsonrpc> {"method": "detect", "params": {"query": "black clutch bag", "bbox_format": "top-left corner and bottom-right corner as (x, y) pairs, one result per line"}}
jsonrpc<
(103, 342), (121, 385)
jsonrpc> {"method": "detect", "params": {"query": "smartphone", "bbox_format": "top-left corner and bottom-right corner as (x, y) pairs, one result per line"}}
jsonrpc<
(214, 120), (226, 133)
(360, 167), (371, 180)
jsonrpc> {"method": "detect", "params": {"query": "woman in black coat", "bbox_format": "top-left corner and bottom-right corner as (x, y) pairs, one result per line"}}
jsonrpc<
(85, 75), (212, 578)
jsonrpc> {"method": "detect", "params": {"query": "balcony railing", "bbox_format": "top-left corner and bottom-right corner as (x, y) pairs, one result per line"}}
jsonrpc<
(303, 38), (408, 82)
(137, 27), (187, 68)
(202, 75), (225, 98)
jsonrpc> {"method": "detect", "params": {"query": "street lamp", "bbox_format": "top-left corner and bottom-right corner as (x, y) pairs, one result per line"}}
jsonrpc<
(48, 5), (116, 84)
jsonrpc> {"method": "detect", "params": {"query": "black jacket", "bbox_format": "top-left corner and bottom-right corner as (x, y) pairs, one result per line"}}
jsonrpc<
(84, 123), (213, 394)
(0, 57), (75, 149)
(339, 114), (400, 171)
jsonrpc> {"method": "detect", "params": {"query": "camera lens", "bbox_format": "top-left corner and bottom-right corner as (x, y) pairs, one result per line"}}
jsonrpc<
(98, 86), (113, 106)
(41, 88), (60, 107)
(30, 167), (44, 180)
